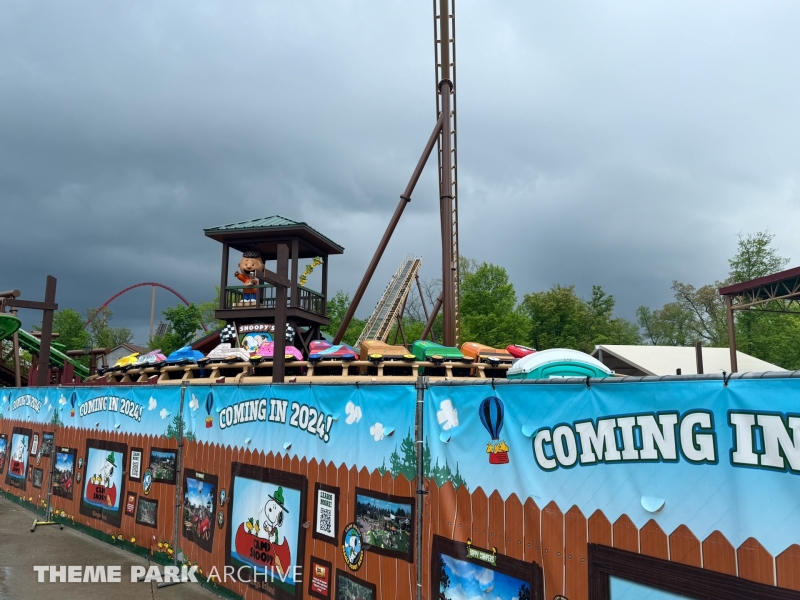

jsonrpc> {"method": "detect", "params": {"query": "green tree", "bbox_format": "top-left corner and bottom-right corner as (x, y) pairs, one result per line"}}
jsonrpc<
(321, 291), (366, 346)
(460, 263), (529, 347)
(637, 231), (800, 369)
(50, 407), (63, 426)
(636, 303), (698, 346)
(149, 303), (203, 355)
(85, 307), (133, 349)
(51, 309), (89, 352)
(521, 284), (639, 352)
(728, 230), (789, 283)
(198, 288), (225, 331)
(165, 414), (196, 441)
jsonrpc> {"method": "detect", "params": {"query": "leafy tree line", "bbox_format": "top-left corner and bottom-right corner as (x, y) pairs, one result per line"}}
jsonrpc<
(324, 259), (642, 354)
(44, 231), (799, 369)
(636, 231), (800, 369)
(326, 230), (799, 369)
(45, 289), (222, 359)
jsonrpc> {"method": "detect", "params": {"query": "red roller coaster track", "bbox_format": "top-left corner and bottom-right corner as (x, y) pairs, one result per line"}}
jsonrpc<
(83, 282), (208, 331)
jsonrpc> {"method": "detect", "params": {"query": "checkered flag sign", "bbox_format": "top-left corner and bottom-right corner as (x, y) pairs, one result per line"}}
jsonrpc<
(220, 323), (237, 343)
(285, 324), (295, 342)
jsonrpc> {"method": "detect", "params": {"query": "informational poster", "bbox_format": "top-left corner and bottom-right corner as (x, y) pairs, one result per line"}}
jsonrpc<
(129, 448), (142, 481)
(308, 557), (332, 599)
(313, 483), (338, 543)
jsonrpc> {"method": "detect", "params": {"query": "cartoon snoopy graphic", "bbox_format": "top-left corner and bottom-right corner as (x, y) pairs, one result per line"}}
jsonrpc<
(257, 486), (289, 544)
(101, 453), (116, 488)
(12, 440), (26, 462)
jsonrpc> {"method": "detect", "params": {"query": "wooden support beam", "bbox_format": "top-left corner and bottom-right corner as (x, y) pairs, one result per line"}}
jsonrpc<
(290, 239), (299, 307)
(37, 276), (57, 387)
(272, 244), (289, 383)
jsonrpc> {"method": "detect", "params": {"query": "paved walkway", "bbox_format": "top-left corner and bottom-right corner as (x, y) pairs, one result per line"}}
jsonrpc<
(0, 496), (222, 600)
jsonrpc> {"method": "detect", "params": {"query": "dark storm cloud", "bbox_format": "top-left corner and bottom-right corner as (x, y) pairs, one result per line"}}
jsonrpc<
(1, 1), (799, 341)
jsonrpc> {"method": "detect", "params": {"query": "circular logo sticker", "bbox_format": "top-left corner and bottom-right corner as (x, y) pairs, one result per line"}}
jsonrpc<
(219, 488), (226, 506)
(76, 471), (82, 484)
(342, 522), (364, 571)
(217, 511), (225, 528)
(78, 457), (83, 469)
(142, 469), (153, 496)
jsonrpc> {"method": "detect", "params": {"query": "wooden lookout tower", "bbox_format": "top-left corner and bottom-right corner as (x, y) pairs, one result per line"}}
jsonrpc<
(204, 216), (344, 353)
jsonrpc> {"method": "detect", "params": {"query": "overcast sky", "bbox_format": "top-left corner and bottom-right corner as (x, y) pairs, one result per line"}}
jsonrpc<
(2, 1), (799, 343)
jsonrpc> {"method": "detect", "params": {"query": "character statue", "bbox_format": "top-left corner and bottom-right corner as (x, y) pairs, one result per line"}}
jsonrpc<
(234, 251), (265, 306)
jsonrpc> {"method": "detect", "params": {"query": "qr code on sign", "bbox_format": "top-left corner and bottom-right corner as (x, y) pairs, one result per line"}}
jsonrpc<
(318, 507), (332, 536)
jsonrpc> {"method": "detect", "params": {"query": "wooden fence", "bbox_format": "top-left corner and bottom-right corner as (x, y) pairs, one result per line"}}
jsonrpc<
(423, 480), (800, 600)
(2, 417), (799, 600)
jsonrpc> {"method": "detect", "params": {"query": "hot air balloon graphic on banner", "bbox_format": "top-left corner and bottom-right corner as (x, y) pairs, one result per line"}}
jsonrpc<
(205, 392), (214, 428)
(70, 392), (77, 418)
(479, 396), (509, 464)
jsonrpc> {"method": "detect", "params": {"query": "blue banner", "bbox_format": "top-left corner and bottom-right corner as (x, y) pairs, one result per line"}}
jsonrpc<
(425, 378), (800, 558)
(1, 384), (417, 474)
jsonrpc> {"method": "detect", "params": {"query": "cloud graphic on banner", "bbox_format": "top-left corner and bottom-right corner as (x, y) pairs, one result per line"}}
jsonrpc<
(436, 399), (459, 430)
(59, 395), (67, 406)
(189, 395), (199, 411)
(159, 408), (169, 420)
(345, 401), (362, 424)
(148, 397), (157, 410)
(370, 423), (385, 441)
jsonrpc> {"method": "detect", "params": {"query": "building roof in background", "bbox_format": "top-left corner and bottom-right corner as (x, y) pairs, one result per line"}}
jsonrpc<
(204, 215), (344, 257)
(109, 342), (148, 355)
(718, 265), (800, 298)
(592, 344), (785, 376)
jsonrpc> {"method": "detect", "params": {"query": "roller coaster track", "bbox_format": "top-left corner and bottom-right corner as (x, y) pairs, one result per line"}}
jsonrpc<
(83, 282), (207, 331)
(356, 255), (422, 349)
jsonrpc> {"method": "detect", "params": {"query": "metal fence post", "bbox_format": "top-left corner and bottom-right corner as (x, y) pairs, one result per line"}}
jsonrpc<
(415, 375), (428, 600)
(158, 381), (187, 588)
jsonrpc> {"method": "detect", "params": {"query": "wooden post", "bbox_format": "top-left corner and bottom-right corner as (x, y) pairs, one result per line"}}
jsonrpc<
(290, 239), (299, 307)
(321, 255), (329, 316)
(219, 243), (229, 310)
(725, 295), (738, 373)
(37, 276), (57, 387)
(273, 244), (289, 383)
(11, 307), (21, 387)
(695, 341), (704, 375)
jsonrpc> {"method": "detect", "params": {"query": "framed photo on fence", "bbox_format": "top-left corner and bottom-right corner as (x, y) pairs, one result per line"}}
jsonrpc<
(335, 569), (376, 600)
(148, 447), (177, 484)
(353, 487), (415, 562)
(182, 468), (218, 553)
(41, 432), (54, 457)
(31, 433), (39, 456)
(53, 447), (77, 501)
(431, 535), (543, 600)
(32, 467), (44, 489)
(313, 483), (339, 544)
(0, 433), (8, 476)
(136, 497), (158, 528)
